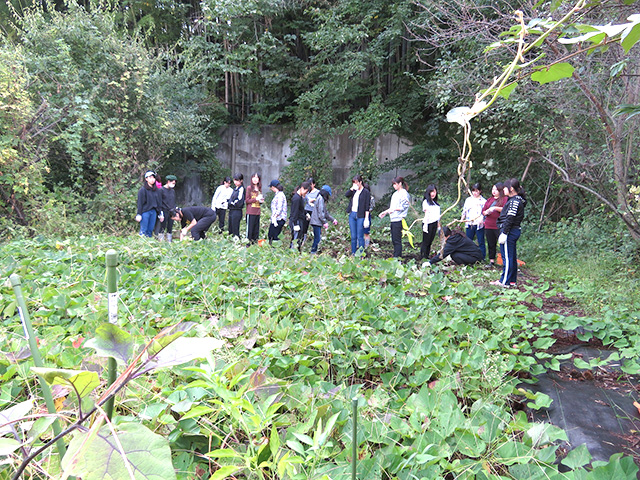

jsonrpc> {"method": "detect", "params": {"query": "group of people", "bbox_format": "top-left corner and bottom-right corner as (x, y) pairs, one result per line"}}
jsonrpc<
(375, 177), (526, 287)
(136, 170), (526, 286)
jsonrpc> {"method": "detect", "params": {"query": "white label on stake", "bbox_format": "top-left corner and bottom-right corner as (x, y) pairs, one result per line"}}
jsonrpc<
(18, 307), (29, 340)
(108, 292), (118, 324)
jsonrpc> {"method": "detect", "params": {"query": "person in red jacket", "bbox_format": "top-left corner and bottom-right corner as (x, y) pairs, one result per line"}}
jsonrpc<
(245, 173), (264, 244)
(482, 183), (507, 266)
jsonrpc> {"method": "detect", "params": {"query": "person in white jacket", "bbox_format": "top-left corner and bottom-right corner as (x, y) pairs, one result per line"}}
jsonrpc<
(420, 184), (441, 260)
(211, 177), (233, 232)
(378, 176), (410, 258)
(461, 183), (486, 260)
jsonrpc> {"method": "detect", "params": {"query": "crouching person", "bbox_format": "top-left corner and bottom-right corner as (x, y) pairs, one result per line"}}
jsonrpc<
(429, 226), (483, 266)
(171, 207), (217, 241)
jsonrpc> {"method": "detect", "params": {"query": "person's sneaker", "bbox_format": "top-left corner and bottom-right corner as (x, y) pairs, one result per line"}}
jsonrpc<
(489, 280), (503, 286)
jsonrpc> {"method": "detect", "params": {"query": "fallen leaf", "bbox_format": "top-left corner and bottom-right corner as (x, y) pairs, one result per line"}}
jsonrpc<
(633, 401), (640, 415)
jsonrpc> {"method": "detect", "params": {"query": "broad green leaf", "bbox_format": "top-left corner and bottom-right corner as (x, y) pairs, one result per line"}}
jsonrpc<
(206, 448), (243, 459)
(526, 422), (567, 447)
(0, 399), (33, 435)
(145, 337), (225, 371)
(621, 22), (640, 53)
(62, 422), (176, 480)
(31, 368), (100, 399)
(498, 82), (518, 100)
(531, 63), (575, 85)
(561, 443), (592, 469)
(84, 323), (134, 365)
(209, 465), (243, 480)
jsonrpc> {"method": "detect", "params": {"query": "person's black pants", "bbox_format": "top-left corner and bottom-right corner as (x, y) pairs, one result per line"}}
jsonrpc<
(268, 219), (285, 242)
(246, 214), (260, 242)
(228, 209), (242, 237)
(451, 252), (481, 265)
(191, 212), (216, 240)
(485, 228), (499, 261)
(421, 221), (438, 259)
(155, 218), (174, 235)
(390, 221), (403, 257)
(216, 208), (227, 231)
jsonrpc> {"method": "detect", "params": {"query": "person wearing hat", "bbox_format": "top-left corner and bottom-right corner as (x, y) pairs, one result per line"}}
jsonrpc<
(170, 206), (217, 241)
(268, 180), (287, 244)
(136, 171), (163, 237)
(155, 175), (177, 241)
(309, 185), (338, 253)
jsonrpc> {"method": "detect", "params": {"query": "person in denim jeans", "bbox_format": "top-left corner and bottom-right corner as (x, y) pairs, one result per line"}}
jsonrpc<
(135, 171), (162, 237)
(491, 178), (526, 287)
(461, 183), (486, 260)
(309, 185), (337, 253)
(345, 175), (371, 256)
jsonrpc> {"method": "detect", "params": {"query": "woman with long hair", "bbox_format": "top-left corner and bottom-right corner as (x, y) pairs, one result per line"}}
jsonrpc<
(245, 172), (264, 243)
(379, 177), (410, 257)
(491, 178), (526, 286)
(482, 183), (507, 266)
(345, 174), (371, 256)
(420, 184), (440, 260)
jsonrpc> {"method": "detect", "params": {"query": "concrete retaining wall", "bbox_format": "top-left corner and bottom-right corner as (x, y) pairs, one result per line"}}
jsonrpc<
(215, 125), (413, 200)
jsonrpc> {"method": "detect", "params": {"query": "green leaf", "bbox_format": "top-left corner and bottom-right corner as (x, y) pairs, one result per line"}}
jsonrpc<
(530, 63), (575, 85)
(84, 323), (134, 365)
(30, 368), (99, 399)
(621, 22), (640, 53)
(561, 443), (592, 469)
(209, 465), (243, 480)
(62, 422), (177, 480)
(498, 82), (518, 100)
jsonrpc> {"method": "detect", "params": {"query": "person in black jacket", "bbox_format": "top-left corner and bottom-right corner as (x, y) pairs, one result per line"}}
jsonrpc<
(227, 173), (245, 238)
(429, 226), (483, 265)
(171, 206), (217, 241)
(155, 175), (177, 241)
(290, 181), (310, 250)
(491, 178), (526, 286)
(135, 171), (163, 237)
(345, 174), (371, 255)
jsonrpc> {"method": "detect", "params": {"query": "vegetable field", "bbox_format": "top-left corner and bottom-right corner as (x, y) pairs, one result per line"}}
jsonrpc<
(1, 236), (639, 480)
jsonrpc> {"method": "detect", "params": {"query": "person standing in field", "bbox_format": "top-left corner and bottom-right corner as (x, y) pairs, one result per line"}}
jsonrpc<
(378, 177), (410, 258)
(290, 181), (310, 250)
(491, 178), (526, 287)
(461, 183), (487, 260)
(156, 174), (177, 241)
(309, 185), (338, 254)
(211, 177), (233, 232)
(345, 175), (371, 256)
(302, 178), (319, 248)
(227, 173), (245, 239)
(135, 171), (163, 237)
(268, 180), (287, 244)
(482, 183), (507, 266)
(420, 184), (441, 260)
(245, 173), (264, 244)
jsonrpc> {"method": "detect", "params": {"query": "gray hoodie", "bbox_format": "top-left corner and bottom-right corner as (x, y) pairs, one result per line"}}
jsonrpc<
(310, 194), (335, 226)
